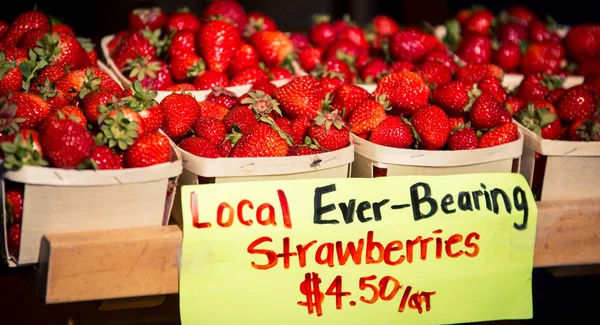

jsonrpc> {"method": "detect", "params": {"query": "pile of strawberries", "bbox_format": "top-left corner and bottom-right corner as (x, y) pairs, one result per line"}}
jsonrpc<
(511, 73), (600, 141)
(349, 64), (519, 151)
(297, 14), (457, 86)
(442, 4), (600, 77)
(4, 180), (23, 259)
(107, 0), (304, 91)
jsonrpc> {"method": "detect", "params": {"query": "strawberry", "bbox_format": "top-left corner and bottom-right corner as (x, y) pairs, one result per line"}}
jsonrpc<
(448, 116), (466, 131)
(556, 87), (597, 123)
(339, 25), (369, 50)
(447, 125), (478, 150)
(411, 105), (450, 150)
(564, 24), (600, 63)
(107, 30), (129, 54)
(288, 140), (324, 156)
(372, 15), (400, 36)
(34, 32), (92, 70)
(478, 76), (507, 103)
(369, 115), (413, 148)
(289, 32), (310, 53)
(55, 68), (122, 102)
(250, 79), (277, 96)
(231, 66), (269, 86)
(168, 30), (197, 59)
(298, 47), (323, 71)
(161, 92), (200, 138)
(179, 136), (219, 158)
(0, 21), (7, 40)
(390, 61), (415, 73)
(202, 0), (247, 34)
(166, 9), (201, 33)
(359, 58), (389, 84)
(456, 34), (492, 64)
(463, 9), (494, 35)
(470, 92), (512, 130)
(348, 95), (389, 134)
(10, 92), (50, 129)
(273, 76), (325, 119)
(244, 12), (277, 38)
(372, 71), (430, 116)
(222, 105), (258, 133)
(7, 223), (20, 258)
(227, 44), (259, 76)
(515, 73), (563, 101)
(528, 19), (560, 43)
(504, 5), (537, 26)
(268, 67), (292, 80)
(250, 30), (294, 69)
(81, 88), (118, 125)
(569, 117), (600, 141)
(3, 47), (28, 61)
(0, 51), (22, 97)
(516, 100), (561, 140)
(218, 131), (240, 157)
(111, 29), (159, 70)
(121, 83), (164, 134)
(389, 30), (439, 63)
(44, 105), (87, 131)
(205, 86), (238, 109)
(545, 88), (566, 105)
(198, 18), (240, 73)
(493, 43), (521, 72)
(432, 81), (479, 117)
(99, 108), (144, 150)
(309, 17), (336, 49)
(192, 117), (226, 146)
(1, 128), (47, 169)
(415, 61), (452, 89)
(88, 145), (124, 170)
(77, 37), (98, 67)
(41, 118), (94, 168)
(1, 10), (49, 48)
(34, 63), (68, 89)
(230, 122), (291, 157)
(5, 184), (24, 224)
(17, 28), (46, 50)
(478, 123), (519, 148)
(165, 83), (196, 91)
(125, 56), (174, 90)
(170, 53), (205, 82)
(307, 110), (349, 151)
(317, 74), (345, 95)
(323, 39), (361, 65)
(455, 63), (504, 85)
(505, 96), (526, 116)
(331, 84), (369, 120)
(124, 132), (171, 168)
(521, 41), (564, 75)
(317, 58), (354, 83)
(497, 22), (528, 45)
(198, 101), (229, 121)
(274, 116), (293, 138)
(193, 70), (230, 90)
(129, 7), (166, 31)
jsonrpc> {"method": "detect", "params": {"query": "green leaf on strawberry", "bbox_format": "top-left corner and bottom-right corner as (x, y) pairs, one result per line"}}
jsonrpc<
(1, 133), (48, 170)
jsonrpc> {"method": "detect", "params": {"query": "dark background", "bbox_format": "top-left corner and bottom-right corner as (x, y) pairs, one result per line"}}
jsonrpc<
(1, 0), (600, 323)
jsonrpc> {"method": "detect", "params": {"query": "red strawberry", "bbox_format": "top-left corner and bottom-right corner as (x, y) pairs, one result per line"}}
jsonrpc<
(222, 105), (258, 133)
(348, 95), (389, 134)
(432, 81), (480, 117)
(124, 132), (171, 167)
(34, 62), (68, 89)
(34, 32), (91, 69)
(170, 53), (205, 82)
(125, 56), (174, 90)
(521, 41), (565, 75)
(289, 115), (311, 144)
(455, 63), (504, 85)
(516, 73), (563, 101)
(493, 43), (521, 72)
(389, 30), (439, 63)
(179, 136), (219, 158)
(118, 81), (164, 134)
(564, 24), (600, 63)
(129, 7), (166, 31)
(422, 51), (459, 73)
(331, 84), (369, 120)
(372, 15), (400, 36)
(318, 58), (354, 83)
(289, 32), (310, 53)
(309, 17), (336, 49)
(323, 39), (361, 64)
(244, 12), (277, 38)
(288, 141), (324, 156)
(230, 122), (291, 157)
(3, 47), (28, 61)
(497, 22), (528, 45)
(359, 58), (389, 84)
(250, 31), (294, 69)
(227, 44), (259, 76)
(317, 74), (344, 95)
(7, 223), (20, 258)
(40, 105), (87, 133)
(505, 5), (537, 26)
(165, 83), (196, 91)
(89, 145), (124, 169)
(1, 10), (49, 47)
(17, 28), (46, 50)
(202, 0), (247, 34)
(390, 61), (415, 73)
(478, 76), (508, 103)
(470, 93), (512, 130)
(205, 86), (238, 109)
(166, 9), (201, 33)
(298, 47), (323, 73)
(107, 30), (129, 54)
(448, 116), (466, 131)
(556, 87), (597, 123)
(339, 25), (369, 50)
(463, 9), (494, 35)
(569, 117), (600, 141)
(10, 92), (50, 129)
(161, 92), (200, 138)
(250, 79), (277, 96)
(193, 70), (230, 90)
(168, 30), (196, 59)
(0, 21), (8, 39)
(198, 18), (240, 73)
(416, 61), (452, 89)
(505, 96), (526, 116)
(545, 88), (566, 105)
(231, 66), (269, 86)
(111, 29), (158, 70)
(272, 76), (325, 119)
(1, 127), (46, 169)
(372, 71), (430, 116)
(516, 100), (561, 140)
(369, 115), (413, 148)
(0, 51), (22, 97)
(192, 117), (226, 146)
(456, 34), (492, 64)
(448, 125), (478, 150)
(307, 110), (349, 151)
(77, 37), (98, 67)
(198, 101), (229, 121)
(81, 88), (118, 125)
(100, 108), (145, 150)
(528, 19), (559, 43)
(478, 123), (519, 148)
(411, 104), (450, 150)
(5, 184), (24, 224)
(269, 67), (293, 80)
(41, 118), (94, 168)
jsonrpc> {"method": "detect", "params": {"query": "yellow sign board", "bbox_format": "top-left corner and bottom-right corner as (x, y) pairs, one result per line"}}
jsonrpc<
(180, 174), (537, 325)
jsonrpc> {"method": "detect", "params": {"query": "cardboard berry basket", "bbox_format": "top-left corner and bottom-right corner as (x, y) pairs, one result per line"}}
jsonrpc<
(100, 34), (306, 102)
(1, 140), (183, 267)
(517, 123), (600, 202)
(350, 132), (524, 178)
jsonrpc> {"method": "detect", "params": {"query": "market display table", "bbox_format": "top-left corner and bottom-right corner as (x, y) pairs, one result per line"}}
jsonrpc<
(35, 198), (600, 304)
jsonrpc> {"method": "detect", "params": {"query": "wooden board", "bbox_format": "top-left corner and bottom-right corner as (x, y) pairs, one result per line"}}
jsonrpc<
(36, 198), (600, 304)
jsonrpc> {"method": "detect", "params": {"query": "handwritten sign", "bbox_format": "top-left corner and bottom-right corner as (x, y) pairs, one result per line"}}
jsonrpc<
(179, 174), (537, 325)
